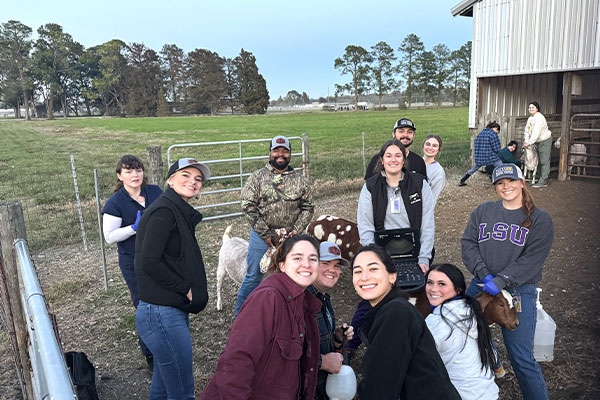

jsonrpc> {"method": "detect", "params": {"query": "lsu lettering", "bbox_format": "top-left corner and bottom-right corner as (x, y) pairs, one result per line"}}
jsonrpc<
(478, 223), (529, 246)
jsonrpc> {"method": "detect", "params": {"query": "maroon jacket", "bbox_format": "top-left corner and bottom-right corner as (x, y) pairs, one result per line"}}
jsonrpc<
(201, 273), (321, 400)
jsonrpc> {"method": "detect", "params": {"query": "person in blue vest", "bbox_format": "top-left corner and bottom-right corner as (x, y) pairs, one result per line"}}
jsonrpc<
(102, 155), (162, 371)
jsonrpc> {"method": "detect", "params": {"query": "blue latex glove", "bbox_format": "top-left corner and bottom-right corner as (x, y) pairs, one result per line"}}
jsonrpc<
(131, 210), (141, 231)
(482, 280), (500, 296)
(482, 274), (494, 284)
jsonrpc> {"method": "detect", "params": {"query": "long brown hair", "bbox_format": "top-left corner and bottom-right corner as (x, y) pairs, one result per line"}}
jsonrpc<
(112, 155), (148, 193)
(521, 185), (536, 228)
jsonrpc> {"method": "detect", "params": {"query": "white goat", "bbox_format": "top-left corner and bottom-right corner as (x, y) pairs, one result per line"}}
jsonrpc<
(216, 225), (248, 311)
(554, 137), (587, 174)
(215, 226), (287, 311)
(521, 144), (539, 183)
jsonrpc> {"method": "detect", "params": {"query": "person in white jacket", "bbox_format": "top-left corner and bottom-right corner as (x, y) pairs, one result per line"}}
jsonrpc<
(523, 101), (552, 188)
(425, 263), (499, 400)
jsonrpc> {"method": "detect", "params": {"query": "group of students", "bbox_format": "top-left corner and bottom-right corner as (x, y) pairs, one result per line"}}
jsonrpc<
(102, 116), (554, 400)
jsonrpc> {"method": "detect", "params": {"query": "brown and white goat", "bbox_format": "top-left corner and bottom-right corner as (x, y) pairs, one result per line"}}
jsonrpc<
(307, 215), (360, 261)
(476, 290), (519, 330)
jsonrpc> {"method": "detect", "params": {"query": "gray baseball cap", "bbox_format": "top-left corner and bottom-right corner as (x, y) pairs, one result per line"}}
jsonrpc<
(270, 135), (291, 151)
(319, 241), (349, 267)
(167, 158), (211, 181)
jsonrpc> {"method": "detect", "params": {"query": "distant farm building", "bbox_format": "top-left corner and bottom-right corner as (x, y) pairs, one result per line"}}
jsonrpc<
(452, 0), (600, 180)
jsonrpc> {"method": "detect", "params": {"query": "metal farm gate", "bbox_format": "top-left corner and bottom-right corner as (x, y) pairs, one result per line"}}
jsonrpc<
(568, 114), (600, 179)
(166, 135), (308, 220)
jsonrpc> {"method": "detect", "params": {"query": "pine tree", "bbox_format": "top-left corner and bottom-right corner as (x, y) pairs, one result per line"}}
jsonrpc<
(156, 88), (170, 116)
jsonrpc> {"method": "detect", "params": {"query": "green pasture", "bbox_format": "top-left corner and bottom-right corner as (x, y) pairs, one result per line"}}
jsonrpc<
(0, 108), (469, 250)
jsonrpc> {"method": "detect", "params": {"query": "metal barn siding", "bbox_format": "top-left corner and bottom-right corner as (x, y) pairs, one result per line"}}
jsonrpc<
(459, 0), (600, 127)
(472, 0), (600, 77)
(477, 73), (559, 120)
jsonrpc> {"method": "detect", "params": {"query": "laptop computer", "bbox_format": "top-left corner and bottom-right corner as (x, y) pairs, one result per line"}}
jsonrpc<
(374, 228), (425, 291)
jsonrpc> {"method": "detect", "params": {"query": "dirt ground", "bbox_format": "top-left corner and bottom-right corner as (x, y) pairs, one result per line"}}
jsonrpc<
(1, 172), (599, 399)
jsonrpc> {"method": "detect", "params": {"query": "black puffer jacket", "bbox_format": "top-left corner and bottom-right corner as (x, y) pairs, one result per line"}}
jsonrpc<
(134, 187), (208, 313)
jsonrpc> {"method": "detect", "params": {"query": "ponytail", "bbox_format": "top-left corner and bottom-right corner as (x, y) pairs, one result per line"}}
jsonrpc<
(464, 295), (496, 372)
(521, 185), (536, 228)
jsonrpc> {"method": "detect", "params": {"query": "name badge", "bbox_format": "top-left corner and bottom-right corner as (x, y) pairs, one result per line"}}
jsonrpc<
(391, 198), (401, 214)
(513, 295), (522, 313)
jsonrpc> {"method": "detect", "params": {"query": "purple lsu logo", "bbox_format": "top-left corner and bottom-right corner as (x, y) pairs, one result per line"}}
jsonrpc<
(478, 223), (529, 246)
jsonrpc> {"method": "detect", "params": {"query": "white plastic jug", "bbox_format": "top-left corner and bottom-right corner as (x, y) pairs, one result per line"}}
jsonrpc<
(325, 365), (357, 400)
(533, 288), (556, 362)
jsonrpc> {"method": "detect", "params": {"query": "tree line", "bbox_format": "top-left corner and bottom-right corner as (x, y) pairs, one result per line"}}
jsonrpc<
(333, 34), (471, 110)
(0, 20), (270, 119)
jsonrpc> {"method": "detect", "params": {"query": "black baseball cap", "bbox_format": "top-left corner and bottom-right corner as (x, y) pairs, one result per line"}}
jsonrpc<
(393, 118), (416, 131)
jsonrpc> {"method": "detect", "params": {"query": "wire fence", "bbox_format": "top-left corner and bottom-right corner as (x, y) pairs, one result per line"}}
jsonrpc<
(0, 126), (471, 252)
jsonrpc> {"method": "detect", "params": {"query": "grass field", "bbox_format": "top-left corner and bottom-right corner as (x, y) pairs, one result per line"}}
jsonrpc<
(0, 107), (470, 249)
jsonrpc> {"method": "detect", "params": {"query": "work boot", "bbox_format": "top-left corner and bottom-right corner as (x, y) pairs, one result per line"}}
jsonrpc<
(458, 173), (470, 186)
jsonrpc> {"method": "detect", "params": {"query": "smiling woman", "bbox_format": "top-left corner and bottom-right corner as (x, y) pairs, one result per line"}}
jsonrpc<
(462, 163), (555, 399)
(134, 157), (211, 398)
(351, 245), (461, 400)
(201, 235), (322, 399)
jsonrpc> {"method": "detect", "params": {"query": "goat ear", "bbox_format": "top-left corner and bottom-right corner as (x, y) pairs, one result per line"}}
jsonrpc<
(475, 292), (493, 311)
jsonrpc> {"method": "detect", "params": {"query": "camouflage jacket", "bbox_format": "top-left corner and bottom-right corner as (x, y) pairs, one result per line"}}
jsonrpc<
(241, 163), (314, 240)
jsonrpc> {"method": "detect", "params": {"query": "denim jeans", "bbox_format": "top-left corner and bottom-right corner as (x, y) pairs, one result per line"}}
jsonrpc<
(234, 229), (269, 317)
(466, 158), (503, 176)
(136, 301), (194, 400)
(119, 260), (151, 357)
(467, 280), (549, 400)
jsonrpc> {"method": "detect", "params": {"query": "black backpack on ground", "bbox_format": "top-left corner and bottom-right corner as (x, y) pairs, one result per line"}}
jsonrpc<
(64, 351), (99, 400)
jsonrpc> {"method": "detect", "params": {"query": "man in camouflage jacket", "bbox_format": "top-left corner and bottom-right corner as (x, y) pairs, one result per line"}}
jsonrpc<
(234, 135), (314, 316)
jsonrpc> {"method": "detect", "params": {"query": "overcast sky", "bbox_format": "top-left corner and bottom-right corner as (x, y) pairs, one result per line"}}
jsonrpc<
(4, 0), (473, 99)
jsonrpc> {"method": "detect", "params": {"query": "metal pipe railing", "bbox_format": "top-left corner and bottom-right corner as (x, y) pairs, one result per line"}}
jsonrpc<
(14, 239), (76, 400)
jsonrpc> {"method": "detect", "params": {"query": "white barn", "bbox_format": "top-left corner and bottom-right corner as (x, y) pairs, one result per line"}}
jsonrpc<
(452, 0), (600, 180)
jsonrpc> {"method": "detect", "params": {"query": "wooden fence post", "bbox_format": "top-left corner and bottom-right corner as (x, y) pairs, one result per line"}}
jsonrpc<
(301, 133), (310, 181)
(0, 201), (34, 400)
(146, 145), (164, 187)
(558, 72), (573, 181)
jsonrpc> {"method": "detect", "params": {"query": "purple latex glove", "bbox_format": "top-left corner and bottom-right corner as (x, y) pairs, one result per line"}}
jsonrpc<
(482, 280), (500, 296)
(131, 210), (141, 231)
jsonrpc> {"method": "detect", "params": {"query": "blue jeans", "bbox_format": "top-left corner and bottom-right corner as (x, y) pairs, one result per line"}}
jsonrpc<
(234, 229), (269, 317)
(466, 158), (503, 176)
(467, 280), (549, 400)
(119, 259), (151, 357)
(136, 301), (194, 400)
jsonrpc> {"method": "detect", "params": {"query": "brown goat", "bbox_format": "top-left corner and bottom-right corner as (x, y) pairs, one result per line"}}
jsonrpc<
(476, 290), (519, 330)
